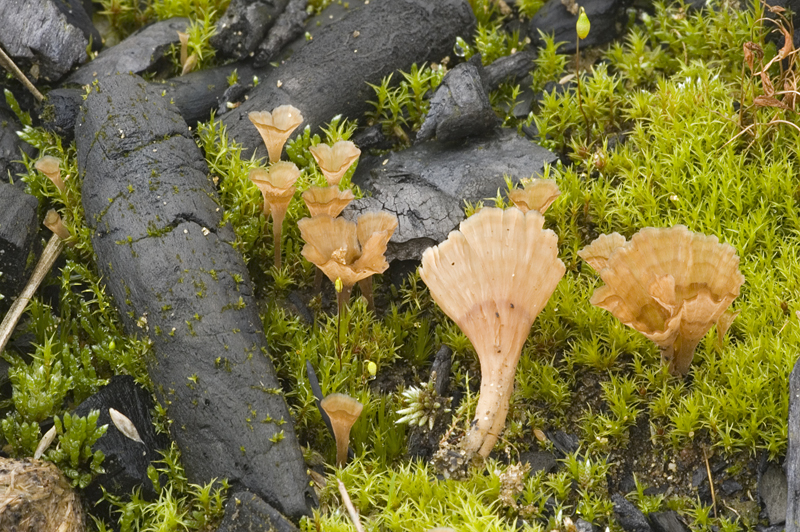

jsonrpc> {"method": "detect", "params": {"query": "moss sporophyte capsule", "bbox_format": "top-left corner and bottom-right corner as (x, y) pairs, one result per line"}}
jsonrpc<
(577, 7), (591, 40)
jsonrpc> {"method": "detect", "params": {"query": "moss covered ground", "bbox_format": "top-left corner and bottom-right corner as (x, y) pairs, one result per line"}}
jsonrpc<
(2, 0), (800, 530)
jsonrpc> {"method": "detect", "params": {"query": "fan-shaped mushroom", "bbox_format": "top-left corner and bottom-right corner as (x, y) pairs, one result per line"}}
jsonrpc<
(320, 393), (363, 466)
(355, 211), (398, 311)
(301, 185), (355, 218)
(579, 226), (745, 376)
(249, 161), (301, 269)
(508, 178), (561, 214)
(248, 106), (304, 163)
(309, 140), (361, 186)
(35, 156), (65, 193)
(419, 207), (565, 457)
(298, 212), (395, 313)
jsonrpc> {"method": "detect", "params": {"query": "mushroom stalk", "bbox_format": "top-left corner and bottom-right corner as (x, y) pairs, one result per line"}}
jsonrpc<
(358, 277), (375, 312)
(271, 207), (288, 269)
(337, 284), (353, 316)
(0, 234), (65, 354)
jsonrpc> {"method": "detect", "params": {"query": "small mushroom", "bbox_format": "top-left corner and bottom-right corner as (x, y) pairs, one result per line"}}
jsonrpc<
(580, 226), (745, 376)
(177, 31), (189, 66)
(301, 185), (355, 218)
(298, 212), (394, 313)
(35, 156), (65, 193)
(355, 211), (397, 311)
(508, 178), (561, 214)
(249, 161), (301, 269)
(320, 393), (363, 466)
(309, 140), (361, 186)
(419, 207), (565, 458)
(44, 209), (71, 243)
(249, 106), (304, 163)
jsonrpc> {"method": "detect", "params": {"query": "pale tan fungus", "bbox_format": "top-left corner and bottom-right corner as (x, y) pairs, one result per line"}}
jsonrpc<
(577, 232), (626, 272)
(248, 105), (304, 163)
(508, 178), (561, 214)
(320, 393), (363, 466)
(35, 156), (65, 193)
(355, 212), (398, 311)
(43, 210), (71, 243)
(249, 161), (301, 268)
(301, 185), (355, 218)
(309, 140), (361, 186)
(177, 31), (189, 66)
(419, 207), (565, 458)
(581, 226), (745, 376)
(298, 213), (393, 312)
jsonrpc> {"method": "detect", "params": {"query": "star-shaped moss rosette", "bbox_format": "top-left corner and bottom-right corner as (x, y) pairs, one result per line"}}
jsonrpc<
(249, 161), (301, 269)
(298, 212), (396, 313)
(248, 105), (304, 163)
(419, 207), (565, 458)
(579, 225), (745, 376)
(309, 140), (361, 186)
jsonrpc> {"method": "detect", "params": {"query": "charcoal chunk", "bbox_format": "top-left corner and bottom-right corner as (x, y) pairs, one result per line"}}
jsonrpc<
(0, 183), (39, 312)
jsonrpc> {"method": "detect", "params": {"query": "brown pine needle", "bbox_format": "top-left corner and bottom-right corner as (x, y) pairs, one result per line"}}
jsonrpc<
(0, 45), (44, 102)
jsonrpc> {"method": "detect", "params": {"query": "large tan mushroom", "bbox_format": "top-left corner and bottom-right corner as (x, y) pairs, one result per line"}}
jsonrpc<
(507, 178), (561, 214)
(579, 226), (745, 376)
(35, 156), (65, 193)
(249, 161), (301, 269)
(309, 140), (361, 186)
(355, 211), (398, 311)
(298, 213), (395, 313)
(419, 207), (565, 458)
(320, 393), (363, 466)
(301, 185), (355, 218)
(248, 105), (304, 163)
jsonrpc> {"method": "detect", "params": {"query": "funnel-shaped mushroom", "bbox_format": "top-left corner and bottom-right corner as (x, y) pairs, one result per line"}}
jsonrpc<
(579, 226), (745, 376)
(320, 393), (363, 466)
(309, 140), (361, 186)
(249, 161), (301, 269)
(44, 209), (71, 243)
(419, 207), (565, 457)
(355, 212), (398, 311)
(302, 185), (355, 218)
(35, 156), (65, 193)
(578, 232), (626, 272)
(508, 179), (561, 214)
(298, 213), (394, 312)
(249, 106), (304, 163)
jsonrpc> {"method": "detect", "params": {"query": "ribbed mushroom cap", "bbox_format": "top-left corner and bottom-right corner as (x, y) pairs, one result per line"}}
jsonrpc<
(302, 185), (355, 218)
(298, 214), (390, 288)
(249, 161), (300, 215)
(309, 140), (361, 186)
(508, 178), (561, 214)
(248, 105), (304, 163)
(419, 207), (565, 456)
(35, 156), (65, 192)
(320, 393), (363, 466)
(584, 226), (745, 376)
(578, 232), (626, 272)
(356, 211), (398, 247)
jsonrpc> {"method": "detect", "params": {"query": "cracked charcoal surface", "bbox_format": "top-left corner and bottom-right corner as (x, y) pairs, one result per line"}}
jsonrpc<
(529, 0), (631, 54)
(212, 0), (290, 61)
(65, 18), (189, 86)
(76, 73), (314, 519)
(0, 0), (92, 82)
(217, 490), (299, 532)
(222, 0), (476, 159)
(253, 0), (308, 67)
(0, 106), (35, 185)
(0, 182), (39, 313)
(345, 128), (558, 261)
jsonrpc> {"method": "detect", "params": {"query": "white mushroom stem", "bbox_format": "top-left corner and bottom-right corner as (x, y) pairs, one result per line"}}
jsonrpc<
(461, 359), (519, 457)
(0, 234), (65, 354)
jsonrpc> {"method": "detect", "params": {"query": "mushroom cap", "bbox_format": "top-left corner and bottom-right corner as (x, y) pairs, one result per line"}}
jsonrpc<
(508, 178), (561, 214)
(356, 211), (398, 247)
(302, 185), (355, 218)
(298, 214), (390, 287)
(248, 106), (304, 162)
(35, 155), (61, 179)
(249, 162), (300, 203)
(578, 232), (627, 272)
(585, 226), (744, 373)
(320, 393), (364, 427)
(419, 207), (565, 385)
(43, 209), (70, 241)
(309, 140), (361, 186)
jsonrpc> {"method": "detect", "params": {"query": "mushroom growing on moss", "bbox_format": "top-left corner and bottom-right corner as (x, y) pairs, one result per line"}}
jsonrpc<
(579, 226), (745, 376)
(508, 178), (561, 214)
(355, 211), (397, 311)
(309, 140), (361, 186)
(35, 156), (65, 193)
(249, 161), (301, 269)
(419, 207), (565, 457)
(320, 393), (363, 466)
(298, 212), (395, 313)
(301, 185), (355, 218)
(249, 106), (304, 163)
(44, 209), (71, 243)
